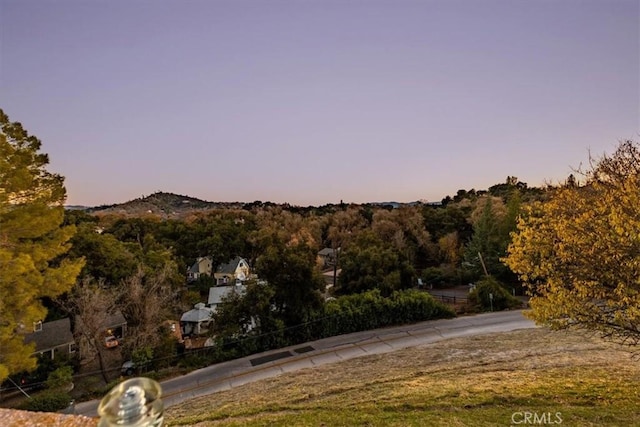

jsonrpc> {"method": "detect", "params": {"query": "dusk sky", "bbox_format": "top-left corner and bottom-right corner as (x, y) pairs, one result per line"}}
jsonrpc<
(1, 0), (638, 206)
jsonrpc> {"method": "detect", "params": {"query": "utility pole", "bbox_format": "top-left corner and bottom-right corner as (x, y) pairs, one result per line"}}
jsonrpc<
(332, 247), (339, 288)
(478, 252), (489, 277)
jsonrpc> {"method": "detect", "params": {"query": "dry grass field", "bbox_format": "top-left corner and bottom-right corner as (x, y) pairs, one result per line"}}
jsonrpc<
(166, 327), (640, 426)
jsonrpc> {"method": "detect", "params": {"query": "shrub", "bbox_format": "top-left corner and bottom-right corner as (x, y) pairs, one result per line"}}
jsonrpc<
(177, 353), (210, 370)
(422, 266), (463, 288)
(19, 390), (72, 412)
(45, 366), (73, 390)
(468, 276), (522, 312)
(320, 289), (455, 337)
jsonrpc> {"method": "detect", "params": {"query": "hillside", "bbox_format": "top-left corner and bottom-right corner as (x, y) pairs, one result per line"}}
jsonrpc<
(77, 192), (434, 219)
(87, 192), (244, 218)
(166, 328), (640, 426)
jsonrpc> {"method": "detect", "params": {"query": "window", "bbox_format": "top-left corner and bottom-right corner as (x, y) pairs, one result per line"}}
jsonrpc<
(33, 320), (43, 332)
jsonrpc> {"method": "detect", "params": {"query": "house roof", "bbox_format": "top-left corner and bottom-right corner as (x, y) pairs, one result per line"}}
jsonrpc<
(103, 311), (127, 329)
(207, 285), (246, 306)
(24, 318), (75, 353)
(180, 303), (214, 323)
(217, 257), (246, 275)
(75, 310), (127, 335)
(318, 248), (335, 256)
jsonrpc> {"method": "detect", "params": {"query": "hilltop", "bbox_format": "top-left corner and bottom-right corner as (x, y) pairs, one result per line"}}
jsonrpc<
(86, 192), (245, 218)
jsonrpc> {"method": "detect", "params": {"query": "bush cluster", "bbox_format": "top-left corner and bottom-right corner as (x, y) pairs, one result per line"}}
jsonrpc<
(321, 289), (455, 336)
(18, 390), (72, 413)
(204, 289), (455, 364)
(468, 276), (522, 312)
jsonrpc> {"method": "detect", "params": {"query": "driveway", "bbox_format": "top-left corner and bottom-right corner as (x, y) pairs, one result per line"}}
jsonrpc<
(76, 310), (536, 417)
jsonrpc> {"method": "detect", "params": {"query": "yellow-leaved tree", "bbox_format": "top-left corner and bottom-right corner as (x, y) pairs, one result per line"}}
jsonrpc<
(505, 140), (640, 345)
(0, 109), (84, 382)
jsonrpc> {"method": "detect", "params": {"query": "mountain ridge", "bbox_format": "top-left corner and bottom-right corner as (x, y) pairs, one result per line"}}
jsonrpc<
(68, 191), (428, 217)
(81, 191), (243, 218)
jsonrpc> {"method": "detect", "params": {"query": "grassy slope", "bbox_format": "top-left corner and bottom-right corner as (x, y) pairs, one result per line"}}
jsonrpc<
(166, 327), (640, 426)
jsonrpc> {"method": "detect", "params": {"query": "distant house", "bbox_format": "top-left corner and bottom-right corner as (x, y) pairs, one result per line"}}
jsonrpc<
(207, 284), (246, 311)
(187, 256), (214, 282)
(214, 257), (250, 285)
(24, 318), (76, 360)
(318, 248), (339, 269)
(102, 311), (128, 340)
(180, 303), (214, 336)
(74, 310), (128, 355)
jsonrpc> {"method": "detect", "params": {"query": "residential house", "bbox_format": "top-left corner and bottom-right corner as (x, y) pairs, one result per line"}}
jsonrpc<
(207, 284), (246, 312)
(180, 303), (214, 336)
(74, 310), (128, 356)
(101, 311), (128, 341)
(187, 256), (214, 282)
(214, 257), (250, 285)
(24, 318), (76, 360)
(318, 247), (339, 270)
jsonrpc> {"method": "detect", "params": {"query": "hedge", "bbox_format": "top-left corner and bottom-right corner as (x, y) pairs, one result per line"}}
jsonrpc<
(18, 390), (72, 413)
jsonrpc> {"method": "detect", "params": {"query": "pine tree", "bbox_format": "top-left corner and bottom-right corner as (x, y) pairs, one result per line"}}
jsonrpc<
(0, 109), (84, 382)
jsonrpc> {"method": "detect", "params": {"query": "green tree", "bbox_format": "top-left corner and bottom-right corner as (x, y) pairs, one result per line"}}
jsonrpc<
(131, 346), (153, 374)
(371, 206), (433, 269)
(45, 365), (73, 390)
(468, 276), (521, 312)
(338, 231), (415, 296)
(69, 223), (138, 285)
(505, 140), (640, 345)
(0, 110), (84, 383)
(212, 280), (280, 338)
(463, 194), (521, 282)
(463, 196), (504, 278)
(422, 203), (473, 244)
(255, 237), (324, 326)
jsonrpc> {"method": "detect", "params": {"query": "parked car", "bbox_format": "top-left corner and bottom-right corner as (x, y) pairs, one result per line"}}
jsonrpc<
(121, 360), (135, 376)
(105, 335), (119, 348)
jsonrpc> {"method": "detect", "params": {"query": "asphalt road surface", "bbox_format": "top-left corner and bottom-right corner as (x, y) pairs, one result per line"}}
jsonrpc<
(76, 310), (536, 417)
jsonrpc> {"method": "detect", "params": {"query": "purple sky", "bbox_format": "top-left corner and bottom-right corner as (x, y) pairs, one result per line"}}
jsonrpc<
(1, 0), (638, 206)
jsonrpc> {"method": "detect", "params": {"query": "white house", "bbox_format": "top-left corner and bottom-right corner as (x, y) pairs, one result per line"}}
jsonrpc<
(180, 303), (214, 336)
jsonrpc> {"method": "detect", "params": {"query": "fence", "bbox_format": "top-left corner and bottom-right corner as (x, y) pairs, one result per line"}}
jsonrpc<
(428, 293), (469, 305)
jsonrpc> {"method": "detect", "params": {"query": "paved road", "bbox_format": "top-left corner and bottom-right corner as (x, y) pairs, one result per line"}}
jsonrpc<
(76, 310), (536, 417)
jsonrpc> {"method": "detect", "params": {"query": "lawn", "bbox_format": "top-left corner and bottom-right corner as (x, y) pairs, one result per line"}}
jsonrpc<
(165, 327), (640, 426)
